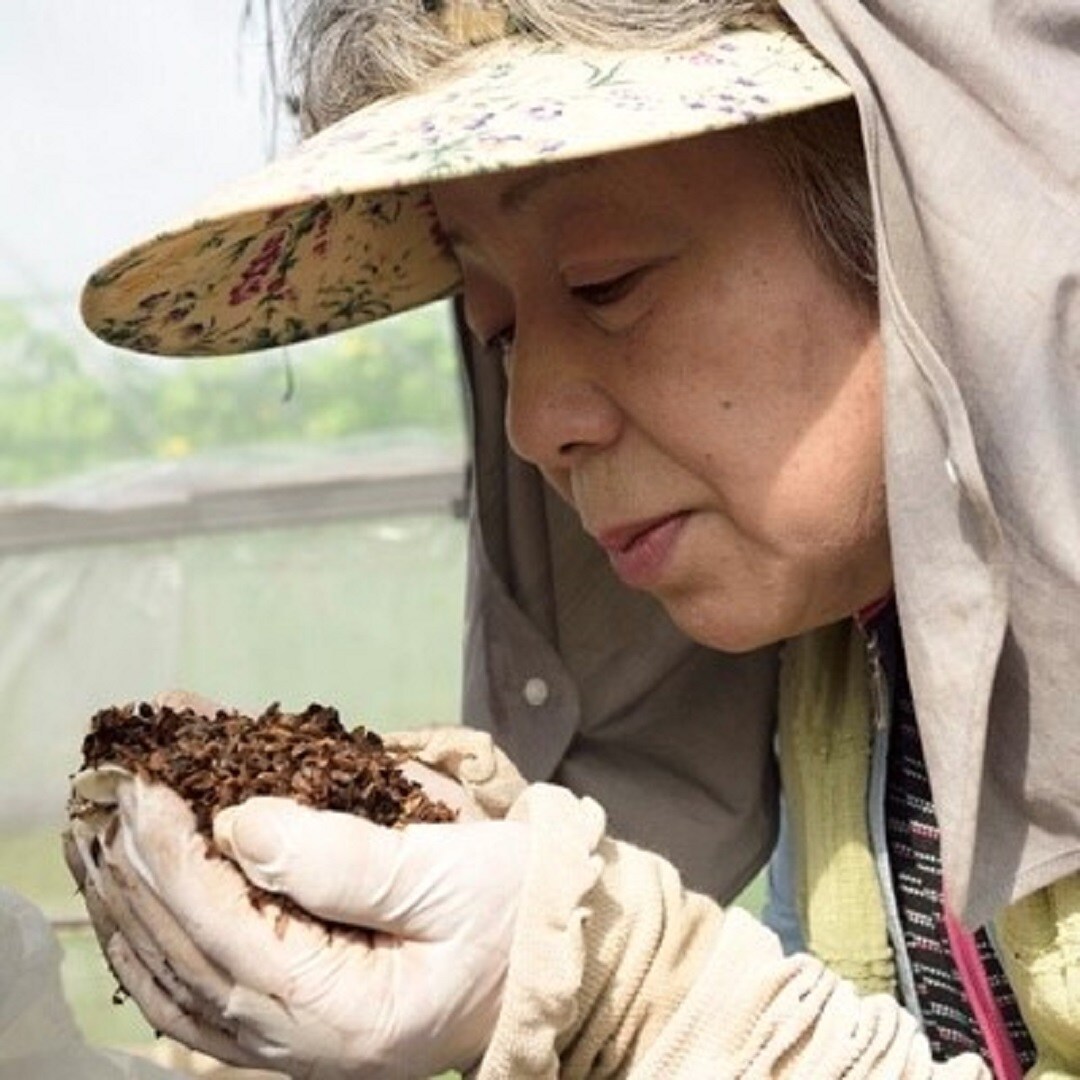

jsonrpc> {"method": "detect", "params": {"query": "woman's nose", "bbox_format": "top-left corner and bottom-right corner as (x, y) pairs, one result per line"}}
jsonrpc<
(503, 324), (622, 471)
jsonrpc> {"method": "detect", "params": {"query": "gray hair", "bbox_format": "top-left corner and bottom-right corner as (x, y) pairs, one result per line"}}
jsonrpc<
(290, 0), (876, 300)
(764, 104), (877, 300)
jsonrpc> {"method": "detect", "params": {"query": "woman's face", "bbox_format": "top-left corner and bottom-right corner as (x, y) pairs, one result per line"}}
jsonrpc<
(433, 129), (891, 652)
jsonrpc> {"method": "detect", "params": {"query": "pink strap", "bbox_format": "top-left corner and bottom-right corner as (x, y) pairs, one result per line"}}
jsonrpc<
(943, 907), (1024, 1080)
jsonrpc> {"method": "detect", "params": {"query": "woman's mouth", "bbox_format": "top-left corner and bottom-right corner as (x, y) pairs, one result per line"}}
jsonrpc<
(595, 512), (689, 588)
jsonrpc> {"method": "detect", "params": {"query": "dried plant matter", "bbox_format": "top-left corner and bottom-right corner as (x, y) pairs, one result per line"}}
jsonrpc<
(77, 700), (457, 837)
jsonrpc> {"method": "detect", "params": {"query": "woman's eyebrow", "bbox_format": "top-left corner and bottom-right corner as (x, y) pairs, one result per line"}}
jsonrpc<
(498, 159), (600, 213)
(438, 159), (601, 252)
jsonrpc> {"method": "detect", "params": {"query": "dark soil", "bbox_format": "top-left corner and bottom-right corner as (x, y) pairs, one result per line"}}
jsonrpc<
(76, 700), (457, 838)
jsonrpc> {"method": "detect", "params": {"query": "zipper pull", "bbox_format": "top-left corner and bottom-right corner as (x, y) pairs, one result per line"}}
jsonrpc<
(866, 632), (889, 733)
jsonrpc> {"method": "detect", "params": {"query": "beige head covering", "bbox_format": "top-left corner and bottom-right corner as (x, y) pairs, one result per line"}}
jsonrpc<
(786, 0), (1080, 927)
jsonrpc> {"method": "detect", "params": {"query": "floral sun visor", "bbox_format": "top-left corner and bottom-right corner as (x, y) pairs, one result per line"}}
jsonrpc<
(80, 24), (851, 358)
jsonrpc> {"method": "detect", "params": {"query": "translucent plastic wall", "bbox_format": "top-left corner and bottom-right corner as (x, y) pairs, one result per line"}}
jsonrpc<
(2, 4), (476, 1061)
(0, 508), (467, 1051)
(0, 301), (471, 1051)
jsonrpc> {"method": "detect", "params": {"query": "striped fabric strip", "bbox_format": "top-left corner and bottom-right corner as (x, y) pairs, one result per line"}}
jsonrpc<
(976, 900), (1038, 1063)
(882, 614), (1036, 1069)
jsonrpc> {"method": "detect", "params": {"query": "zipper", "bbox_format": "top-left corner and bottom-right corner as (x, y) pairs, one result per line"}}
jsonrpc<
(863, 624), (924, 1020)
(866, 617), (1025, 1071)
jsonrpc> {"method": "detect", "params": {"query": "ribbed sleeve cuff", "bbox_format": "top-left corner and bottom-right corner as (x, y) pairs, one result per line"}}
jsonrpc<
(476, 784), (607, 1079)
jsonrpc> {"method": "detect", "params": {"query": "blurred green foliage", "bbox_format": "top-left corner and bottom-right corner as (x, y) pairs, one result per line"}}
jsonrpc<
(0, 299), (463, 488)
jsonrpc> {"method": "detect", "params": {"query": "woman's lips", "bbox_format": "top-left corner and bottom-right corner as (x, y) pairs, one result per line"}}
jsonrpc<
(596, 512), (689, 588)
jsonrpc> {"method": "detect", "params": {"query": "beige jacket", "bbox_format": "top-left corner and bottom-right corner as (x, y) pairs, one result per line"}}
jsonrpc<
(391, 731), (989, 1077)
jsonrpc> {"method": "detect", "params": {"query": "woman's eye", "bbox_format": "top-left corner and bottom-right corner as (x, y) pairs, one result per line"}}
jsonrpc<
(570, 267), (647, 308)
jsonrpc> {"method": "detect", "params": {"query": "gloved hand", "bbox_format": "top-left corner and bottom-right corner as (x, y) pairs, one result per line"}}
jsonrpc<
(65, 710), (532, 1080)
(68, 714), (982, 1080)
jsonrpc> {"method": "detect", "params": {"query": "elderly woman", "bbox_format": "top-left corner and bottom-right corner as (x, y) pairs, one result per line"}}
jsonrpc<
(71, 0), (1079, 1077)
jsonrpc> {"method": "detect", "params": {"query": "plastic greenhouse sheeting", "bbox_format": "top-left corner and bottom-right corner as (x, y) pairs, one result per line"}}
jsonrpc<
(0, 449), (468, 836)
(1, 3), (472, 1065)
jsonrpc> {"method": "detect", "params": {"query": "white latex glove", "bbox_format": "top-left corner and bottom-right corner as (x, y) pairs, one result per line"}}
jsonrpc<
(215, 797), (529, 1076)
(67, 727), (531, 1080)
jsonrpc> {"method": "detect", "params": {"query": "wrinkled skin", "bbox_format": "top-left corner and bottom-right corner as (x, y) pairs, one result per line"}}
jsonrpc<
(434, 128), (891, 652)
